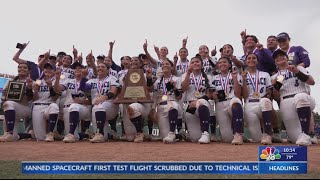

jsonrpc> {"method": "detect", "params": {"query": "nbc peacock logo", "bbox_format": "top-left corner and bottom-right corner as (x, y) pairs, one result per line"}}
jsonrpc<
(260, 146), (281, 161)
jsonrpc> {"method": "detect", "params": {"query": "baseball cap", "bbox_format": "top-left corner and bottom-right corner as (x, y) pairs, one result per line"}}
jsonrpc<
(272, 49), (288, 59)
(57, 51), (67, 57)
(277, 32), (290, 40)
(49, 54), (57, 60)
(97, 54), (105, 60)
(43, 63), (55, 69)
(70, 62), (85, 69)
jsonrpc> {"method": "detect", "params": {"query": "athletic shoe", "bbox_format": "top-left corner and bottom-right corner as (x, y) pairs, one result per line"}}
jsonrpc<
(231, 133), (243, 145)
(296, 133), (311, 146)
(90, 133), (105, 143)
(53, 131), (64, 141)
(63, 133), (76, 143)
(28, 130), (36, 139)
(134, 133), (144, 143)
(198, 131), (210, 144)
(0, 132), (16, 142)
(45, 132), (54, 142)
(261, 133), (272, 145)
(272, 133), (283, 143)
(163, 132), (176, 143)
(310, 135), (318, 144)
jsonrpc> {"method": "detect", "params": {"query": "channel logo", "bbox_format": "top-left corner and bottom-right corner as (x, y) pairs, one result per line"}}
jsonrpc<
(260, 146), (281, 161)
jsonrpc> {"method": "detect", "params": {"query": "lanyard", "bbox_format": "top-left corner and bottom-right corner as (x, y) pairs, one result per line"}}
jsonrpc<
(219, 72), (231, 93)
(162, 75), (173, 95)
(192, 73), (203, 91)
(75, 79), (80, 95)
(98, 76), (108, 94)
(247, 71), (259, 92)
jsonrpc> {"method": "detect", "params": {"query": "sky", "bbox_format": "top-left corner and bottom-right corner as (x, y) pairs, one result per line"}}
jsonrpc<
(1, 0), (320, 111)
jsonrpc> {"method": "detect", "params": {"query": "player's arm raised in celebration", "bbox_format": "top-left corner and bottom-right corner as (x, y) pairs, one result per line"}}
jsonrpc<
(181, 66), (193, 92)
(12, 41), (29, 64)
(143, 39), (158, 67)
(53, 70), (66, 93)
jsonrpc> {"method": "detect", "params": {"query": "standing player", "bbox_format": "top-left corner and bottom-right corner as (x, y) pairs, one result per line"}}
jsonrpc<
(54, 61), (91, 143)
(212, 57), (244, 145)
(181, 56), (214, 144)
(150, 59), (183, 143)
(31, 62), (60, 142)
(79, 62), (120, 143)
(242, 53), (273, 145)
(271, 49), (315, 146)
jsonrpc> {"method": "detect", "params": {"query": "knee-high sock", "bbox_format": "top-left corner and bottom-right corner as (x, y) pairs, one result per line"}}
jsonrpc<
(232, 103), (244, 134)
(148, 120), (153, 135)
(262, 111), (272, 135)
(168, 109), (178, 132)
(176, 119), (182, 132)
(297, 107), (311, 134)
(131, 115), (143, 133)
(5, 110), (15, 134)
(48, 114), (58, 133)
(69, 111), (79, 134)
(57, 120), (64, 134)
(209, 116), (216, 134)
(198, 105), (210, 132)
(95, 111), (106, 135)
(109, 117), (117, 132)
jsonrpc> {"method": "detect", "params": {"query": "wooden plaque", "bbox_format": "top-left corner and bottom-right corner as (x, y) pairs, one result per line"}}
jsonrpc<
(6, 81), (26, 102)
(114, 69), (153, 104)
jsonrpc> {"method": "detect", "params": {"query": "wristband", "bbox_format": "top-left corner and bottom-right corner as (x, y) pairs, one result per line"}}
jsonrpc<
(295, 71), (309, 82)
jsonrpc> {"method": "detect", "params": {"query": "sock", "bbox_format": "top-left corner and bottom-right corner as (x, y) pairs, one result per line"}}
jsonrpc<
(131, 115), (143, 133)
(95, 111), (106, 135)
(148, 120), (153, 135)
(176, 119), (182, 132)
(57, 120), (64, 134)
(168, 109), (178, 132)
(121, 121), (125, 135)
(297, 107), (311, 134)
(273, 128), (280, 134)
(209, 116), (216, 134)
(109, 116), (117, 132)
(18, 133), (31, 139)
(48, 114), (58, 133)
(262, 111), (272, 135)
(83, 121), (91, 132)
(198, 105), (210, 132)
(69, 111), (79, 134)
(4, 110), (15, 134)
(78, 132), (89, 140)
(232, 103), (244, 134)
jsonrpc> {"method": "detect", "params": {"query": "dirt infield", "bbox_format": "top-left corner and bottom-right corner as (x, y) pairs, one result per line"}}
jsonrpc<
(1, 141), (319, 172)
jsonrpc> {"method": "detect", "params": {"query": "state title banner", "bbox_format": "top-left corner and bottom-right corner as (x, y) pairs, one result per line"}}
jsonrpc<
(21, 146), (307, 175)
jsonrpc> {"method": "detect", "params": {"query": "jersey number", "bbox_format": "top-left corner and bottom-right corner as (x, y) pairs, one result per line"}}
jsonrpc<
(294, 79), (299, 87)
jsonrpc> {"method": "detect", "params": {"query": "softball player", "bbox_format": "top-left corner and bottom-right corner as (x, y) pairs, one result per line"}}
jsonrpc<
(151, 59), (183, 143)
(31, 63), (60, 142)
(54, 62), (90, 143)
(79, 62), (120, 143)
(181, 56), (214, 144)
(242, 53), (273, 145)
(212, 57), (244, 145)
(120, 57), (153, 143)
(271, 49), (315, 146)
(104, 56), (119, 79)
(0, 63), (33, 142)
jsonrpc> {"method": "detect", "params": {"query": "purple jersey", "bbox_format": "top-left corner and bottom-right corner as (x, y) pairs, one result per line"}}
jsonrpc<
(285, 46), (310, 68)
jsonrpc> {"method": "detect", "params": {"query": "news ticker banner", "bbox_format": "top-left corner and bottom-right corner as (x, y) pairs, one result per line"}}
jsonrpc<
(21, 146), (307, 175)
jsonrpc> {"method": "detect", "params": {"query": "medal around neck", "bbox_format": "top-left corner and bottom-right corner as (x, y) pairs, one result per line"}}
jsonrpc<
(162, 95), (168, 101)
(60, 74), (65, 79)
(35, 79), (41, 85)
(194, 91), (201, 98)
(276, 75), (284, 83)
(253, 91), (260, 99)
